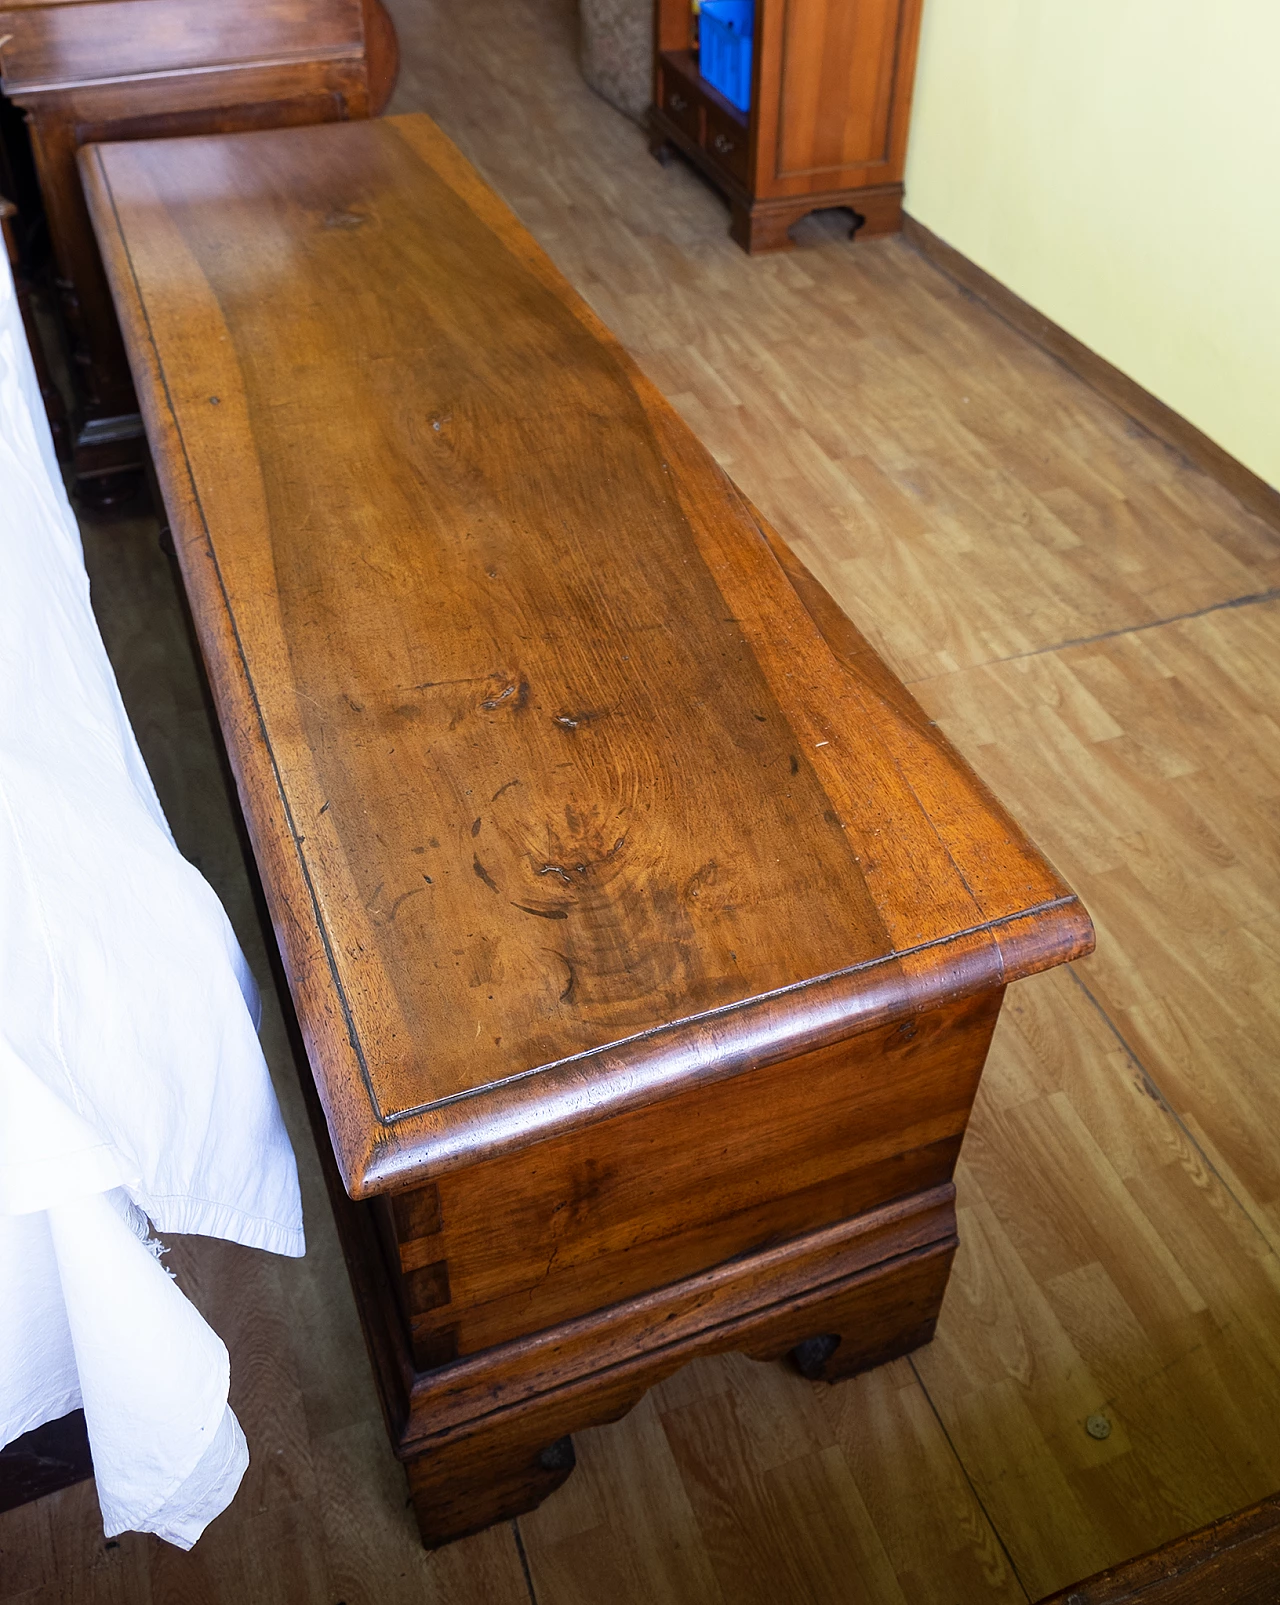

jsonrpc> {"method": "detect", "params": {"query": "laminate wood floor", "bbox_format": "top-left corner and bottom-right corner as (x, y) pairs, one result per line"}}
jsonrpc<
(5, 1), (1280, 1599)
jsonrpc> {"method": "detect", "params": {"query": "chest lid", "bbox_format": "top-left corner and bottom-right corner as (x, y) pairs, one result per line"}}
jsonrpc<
(83, 114), (1091, 1196)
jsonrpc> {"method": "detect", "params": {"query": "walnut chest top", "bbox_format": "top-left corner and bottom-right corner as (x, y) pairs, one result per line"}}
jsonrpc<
(81, 114), (1092, 1196)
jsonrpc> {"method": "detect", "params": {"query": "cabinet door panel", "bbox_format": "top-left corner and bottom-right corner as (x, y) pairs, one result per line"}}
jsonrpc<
(775, 0), (903, 178)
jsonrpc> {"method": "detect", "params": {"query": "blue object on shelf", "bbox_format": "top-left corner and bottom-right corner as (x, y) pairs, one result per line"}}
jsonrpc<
(699, 0), (754, 114)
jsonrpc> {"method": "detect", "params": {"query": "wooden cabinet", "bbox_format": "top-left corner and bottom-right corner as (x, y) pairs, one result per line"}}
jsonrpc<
(0, 0), (396, 497)
(650, 0), (924, 252)
(84, 112), (1091, 1549)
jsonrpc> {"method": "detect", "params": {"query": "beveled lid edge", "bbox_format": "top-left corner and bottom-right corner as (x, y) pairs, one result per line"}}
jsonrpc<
(345, 895), (1094, 1196)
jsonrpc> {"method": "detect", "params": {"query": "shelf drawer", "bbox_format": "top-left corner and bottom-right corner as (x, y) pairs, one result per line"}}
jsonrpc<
(658, 66), (701, 141)
(704, 103), (748, 184)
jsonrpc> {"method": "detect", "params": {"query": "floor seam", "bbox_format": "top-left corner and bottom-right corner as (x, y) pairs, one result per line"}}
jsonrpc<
(907, 585), (1280, 682)
(512, 1517), (541, 1605)
(907, 1353), (1033, 1603)
(1065, 968), (1277, 1256)
(907, 962), (1280, 1603)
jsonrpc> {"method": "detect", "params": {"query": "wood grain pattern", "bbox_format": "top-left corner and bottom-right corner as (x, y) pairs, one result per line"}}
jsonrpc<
(7, 0), (1280, 1595)
(81, 112), (1086, 1200)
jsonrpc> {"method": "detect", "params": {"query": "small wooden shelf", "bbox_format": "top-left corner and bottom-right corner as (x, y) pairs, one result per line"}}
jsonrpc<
(649, 0), (925, 254)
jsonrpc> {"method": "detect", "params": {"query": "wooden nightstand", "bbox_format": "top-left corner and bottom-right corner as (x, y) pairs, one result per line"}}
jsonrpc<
(650, 0), (924, 252)
(0, 0), (396, 499)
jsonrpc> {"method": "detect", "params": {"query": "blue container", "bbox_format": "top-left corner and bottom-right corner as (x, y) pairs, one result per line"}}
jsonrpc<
(699, 0), (754, 114)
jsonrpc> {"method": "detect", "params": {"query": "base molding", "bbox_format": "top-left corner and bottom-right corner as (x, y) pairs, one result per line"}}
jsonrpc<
(729, 185), (903, 254)
(1040, 1491), (1280, 1604)
(649, 109), (902, 254)
(404, 1184), (956, 1445)
(399, 1188), (955, 1548)
(309, 1017), (958, 1555)
(901, 214), (1280, 534)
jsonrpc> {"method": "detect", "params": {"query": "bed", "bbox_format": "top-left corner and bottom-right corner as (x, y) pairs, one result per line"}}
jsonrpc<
(0, 247), (305, 1547)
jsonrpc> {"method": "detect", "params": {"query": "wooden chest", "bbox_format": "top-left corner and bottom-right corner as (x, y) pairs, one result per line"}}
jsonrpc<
(81, 113), (1092, 1548)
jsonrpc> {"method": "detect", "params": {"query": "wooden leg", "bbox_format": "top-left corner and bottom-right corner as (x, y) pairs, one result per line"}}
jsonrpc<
(851, 187), (905, 237)
(794, 1314), (941, 1382)
(787, 1307), (942, 1383)
(740, 1238), (954, 1380)
(405, 1425), (579, 1550)
(730, 199), (799, 254)
(782, 1242), (951, 1382)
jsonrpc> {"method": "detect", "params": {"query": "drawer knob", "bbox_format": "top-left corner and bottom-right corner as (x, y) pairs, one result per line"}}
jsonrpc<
(669, 91), (688, 110)
(712, 133), (735, 154)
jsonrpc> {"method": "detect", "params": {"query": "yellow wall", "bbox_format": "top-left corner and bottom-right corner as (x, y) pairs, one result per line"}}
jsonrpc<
(903, 0), (1280, 492)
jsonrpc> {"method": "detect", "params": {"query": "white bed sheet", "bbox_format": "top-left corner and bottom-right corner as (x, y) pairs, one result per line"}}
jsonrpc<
(0, 252), (304, 1546)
